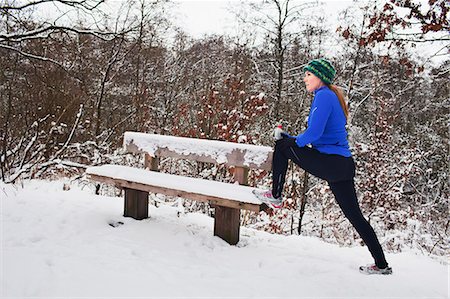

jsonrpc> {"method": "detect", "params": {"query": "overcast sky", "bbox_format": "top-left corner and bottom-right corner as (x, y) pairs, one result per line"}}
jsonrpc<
(39, 0), (354, 40)
(172, 0), (353, 38)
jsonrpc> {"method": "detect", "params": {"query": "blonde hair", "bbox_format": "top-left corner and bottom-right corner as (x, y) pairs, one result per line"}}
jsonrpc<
(328, 84), (349, 120)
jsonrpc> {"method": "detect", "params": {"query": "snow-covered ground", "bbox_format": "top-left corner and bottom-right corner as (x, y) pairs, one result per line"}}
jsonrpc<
(1, 180), (448, 298)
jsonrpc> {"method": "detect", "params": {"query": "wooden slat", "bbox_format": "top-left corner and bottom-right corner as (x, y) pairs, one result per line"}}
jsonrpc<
(126, 140), (273, 171)
(88, 173), (263, 213)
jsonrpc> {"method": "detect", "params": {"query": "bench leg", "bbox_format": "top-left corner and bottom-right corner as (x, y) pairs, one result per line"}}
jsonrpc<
(124, 188), (149, 220)
(214, 206), (240, 245)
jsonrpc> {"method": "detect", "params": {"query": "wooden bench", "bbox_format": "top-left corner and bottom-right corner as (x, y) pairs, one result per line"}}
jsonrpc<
(86, 132), (273, 245)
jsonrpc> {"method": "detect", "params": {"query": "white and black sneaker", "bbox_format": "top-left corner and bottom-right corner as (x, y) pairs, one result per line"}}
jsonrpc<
(359, 264), (393, 275)
(252, 189), (283, 209)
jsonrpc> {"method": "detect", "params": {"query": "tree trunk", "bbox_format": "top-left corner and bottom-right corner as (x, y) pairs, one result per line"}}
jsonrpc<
(297, 172), (309, 234)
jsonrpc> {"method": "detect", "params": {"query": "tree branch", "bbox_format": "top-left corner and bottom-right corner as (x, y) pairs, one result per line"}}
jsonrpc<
(0, 44), (69, 71)
(0, 24), (123, 43)
(0, 0), (105, 11)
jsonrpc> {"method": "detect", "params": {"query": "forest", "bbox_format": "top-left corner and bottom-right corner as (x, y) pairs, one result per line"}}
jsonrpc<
(1, 0), (448, 256)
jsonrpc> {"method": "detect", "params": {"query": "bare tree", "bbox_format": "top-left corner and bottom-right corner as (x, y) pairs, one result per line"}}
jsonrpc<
(0, 0), (171, 182)
(0, 0), (122, 69)
(233, 0), (318, 120)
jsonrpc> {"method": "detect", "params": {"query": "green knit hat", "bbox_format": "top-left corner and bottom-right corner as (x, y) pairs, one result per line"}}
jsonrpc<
(303, 58), (336, 85)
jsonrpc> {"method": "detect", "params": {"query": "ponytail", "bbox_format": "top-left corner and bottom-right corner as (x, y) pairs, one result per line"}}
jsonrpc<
(328, 84), (349, 120)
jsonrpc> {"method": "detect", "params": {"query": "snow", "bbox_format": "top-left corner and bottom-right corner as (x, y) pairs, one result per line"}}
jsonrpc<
(123, 132), (272, 167)
(86, 164), (262, 205)
(1, 179), (448, 298)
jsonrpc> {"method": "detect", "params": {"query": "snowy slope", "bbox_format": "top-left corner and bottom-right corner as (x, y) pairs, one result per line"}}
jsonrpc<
(1, 180), (448, 298)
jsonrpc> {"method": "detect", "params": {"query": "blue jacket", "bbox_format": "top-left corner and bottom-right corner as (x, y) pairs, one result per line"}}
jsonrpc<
(295, 86), (351, 157)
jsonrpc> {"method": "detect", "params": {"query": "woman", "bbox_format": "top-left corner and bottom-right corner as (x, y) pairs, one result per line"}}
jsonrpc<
(253, 58), (392, 275)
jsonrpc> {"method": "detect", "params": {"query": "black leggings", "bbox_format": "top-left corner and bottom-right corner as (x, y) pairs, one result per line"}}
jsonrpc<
(272, 139), (388, 269)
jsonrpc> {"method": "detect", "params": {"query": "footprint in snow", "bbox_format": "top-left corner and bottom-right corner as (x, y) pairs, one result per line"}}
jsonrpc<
(108, 221), (124, 228)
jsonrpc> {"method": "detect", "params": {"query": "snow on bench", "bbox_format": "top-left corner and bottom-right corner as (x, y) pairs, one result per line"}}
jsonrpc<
(86, 165), (262, 211)
(124, 131), (273, 171)
(86, 132), (274, 245)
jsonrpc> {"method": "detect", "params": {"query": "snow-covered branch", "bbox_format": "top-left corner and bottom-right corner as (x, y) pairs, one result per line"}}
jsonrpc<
(0, 0), (104, 11)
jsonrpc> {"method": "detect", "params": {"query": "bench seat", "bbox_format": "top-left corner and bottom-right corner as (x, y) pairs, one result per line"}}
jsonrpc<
(86, 165), (265, 213)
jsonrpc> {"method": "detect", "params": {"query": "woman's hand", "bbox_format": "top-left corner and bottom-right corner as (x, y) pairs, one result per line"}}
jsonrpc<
(280, 132), (292, 139)
(276, 136), (298, 151)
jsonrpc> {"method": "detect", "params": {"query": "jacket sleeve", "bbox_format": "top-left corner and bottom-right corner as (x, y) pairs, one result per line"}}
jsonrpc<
(295, 93), (332, 147)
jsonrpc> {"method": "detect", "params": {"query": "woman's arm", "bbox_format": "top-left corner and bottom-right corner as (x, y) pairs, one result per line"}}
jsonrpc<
(295, 93), (332, 147)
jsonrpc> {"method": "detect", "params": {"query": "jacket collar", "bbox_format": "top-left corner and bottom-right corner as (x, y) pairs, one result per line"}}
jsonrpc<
(314, 85), (328, 94)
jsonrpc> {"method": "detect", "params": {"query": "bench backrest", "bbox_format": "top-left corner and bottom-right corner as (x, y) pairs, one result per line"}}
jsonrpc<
(123, 132), (273, 171)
